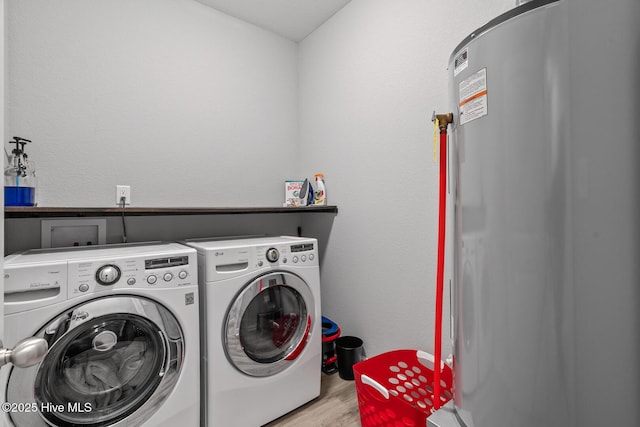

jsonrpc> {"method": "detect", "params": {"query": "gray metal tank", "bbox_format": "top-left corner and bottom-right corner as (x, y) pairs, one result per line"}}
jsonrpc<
(430, 0), (640, 426)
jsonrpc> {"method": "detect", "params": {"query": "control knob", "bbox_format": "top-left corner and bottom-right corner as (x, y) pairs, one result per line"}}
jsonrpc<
(266, 248), (279, 263)
(96, 264), (121, 286)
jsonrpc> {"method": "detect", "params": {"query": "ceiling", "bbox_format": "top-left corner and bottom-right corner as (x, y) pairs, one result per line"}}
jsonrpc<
(195, 0), (352, 42)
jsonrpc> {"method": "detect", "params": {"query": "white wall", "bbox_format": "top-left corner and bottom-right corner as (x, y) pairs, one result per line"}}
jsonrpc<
(5, 0), (515, 358)
(298, 0), (513, 356)
(1, 0), (6, 337)
(6, 0), (297, 207)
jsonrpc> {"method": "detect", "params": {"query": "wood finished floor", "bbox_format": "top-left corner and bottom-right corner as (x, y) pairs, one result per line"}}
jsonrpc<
(264, 373), (361, 427)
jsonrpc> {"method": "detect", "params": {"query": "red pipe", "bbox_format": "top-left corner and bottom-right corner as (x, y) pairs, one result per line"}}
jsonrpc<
(433, 113), (452, 411)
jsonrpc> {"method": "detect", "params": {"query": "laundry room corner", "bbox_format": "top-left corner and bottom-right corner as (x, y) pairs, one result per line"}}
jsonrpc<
(297, 0), (512, 357)
(11, 0), (639, 426)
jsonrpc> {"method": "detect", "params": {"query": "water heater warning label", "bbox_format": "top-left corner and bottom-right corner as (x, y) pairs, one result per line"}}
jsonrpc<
(453, 48), (468, 76)
(459, 68), (488, 125)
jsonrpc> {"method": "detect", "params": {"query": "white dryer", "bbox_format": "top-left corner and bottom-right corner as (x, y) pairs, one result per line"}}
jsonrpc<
(1, 242), (200, 427)
(182, 236), (321, 427)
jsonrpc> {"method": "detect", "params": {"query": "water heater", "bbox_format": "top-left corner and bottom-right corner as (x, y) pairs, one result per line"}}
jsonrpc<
(429, 1), (640, 426)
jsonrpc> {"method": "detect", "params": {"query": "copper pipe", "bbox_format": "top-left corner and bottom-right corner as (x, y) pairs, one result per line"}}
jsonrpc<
(435, 113), (453, 132)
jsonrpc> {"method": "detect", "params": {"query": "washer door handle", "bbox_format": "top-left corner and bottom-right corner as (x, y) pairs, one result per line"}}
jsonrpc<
(0, 337), (48, 368)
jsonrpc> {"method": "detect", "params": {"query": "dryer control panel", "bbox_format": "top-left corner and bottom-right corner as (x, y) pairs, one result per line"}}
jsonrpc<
(255, 242), (317, 268)
(184, 236), (318, 282)
(288, 242), (317, 265)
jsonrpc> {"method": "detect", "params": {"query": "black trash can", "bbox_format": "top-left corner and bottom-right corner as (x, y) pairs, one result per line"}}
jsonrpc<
(335, 336), (365, 380)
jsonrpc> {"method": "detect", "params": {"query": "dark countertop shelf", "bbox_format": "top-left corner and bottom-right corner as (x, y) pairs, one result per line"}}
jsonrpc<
(5, 205), (338, 218)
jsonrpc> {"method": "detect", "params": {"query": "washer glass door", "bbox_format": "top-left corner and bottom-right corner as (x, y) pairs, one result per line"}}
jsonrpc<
(225, 272), (314, 377)
(6, 295), (184, 427)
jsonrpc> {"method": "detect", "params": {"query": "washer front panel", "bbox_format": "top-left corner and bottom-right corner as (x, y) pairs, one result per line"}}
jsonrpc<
(6, 295), (184, 427)
(224, 271), (314, 377)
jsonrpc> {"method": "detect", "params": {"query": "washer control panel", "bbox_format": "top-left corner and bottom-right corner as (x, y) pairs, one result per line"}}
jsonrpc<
(3, 243), (197, 314)
(68, 252), (195, 298)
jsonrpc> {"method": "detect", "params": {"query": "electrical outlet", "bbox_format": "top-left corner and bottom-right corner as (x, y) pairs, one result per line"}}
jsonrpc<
(116, 185), (131, 205)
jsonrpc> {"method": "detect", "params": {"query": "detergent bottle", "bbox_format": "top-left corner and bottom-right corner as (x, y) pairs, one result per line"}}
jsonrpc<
(314, 173), (326, 205)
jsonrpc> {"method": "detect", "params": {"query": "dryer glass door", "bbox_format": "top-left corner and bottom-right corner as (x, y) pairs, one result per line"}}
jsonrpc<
(225, 272), (314, 377)
(6, 295), (184, 427)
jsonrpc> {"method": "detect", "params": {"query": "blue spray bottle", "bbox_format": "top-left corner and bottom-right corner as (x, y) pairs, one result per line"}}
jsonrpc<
(5, 137), (36, 206)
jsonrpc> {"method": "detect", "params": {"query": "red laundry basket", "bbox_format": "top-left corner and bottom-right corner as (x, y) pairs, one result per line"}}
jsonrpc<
(353, 349), (453, 427)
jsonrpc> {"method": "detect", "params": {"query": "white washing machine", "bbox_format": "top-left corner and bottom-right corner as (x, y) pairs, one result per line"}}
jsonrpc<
(1, 242), (200, 427)
(182, 236), (321, 427)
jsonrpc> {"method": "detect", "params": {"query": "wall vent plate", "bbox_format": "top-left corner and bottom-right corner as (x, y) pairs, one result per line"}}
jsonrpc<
(41, 219), (107, 248)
